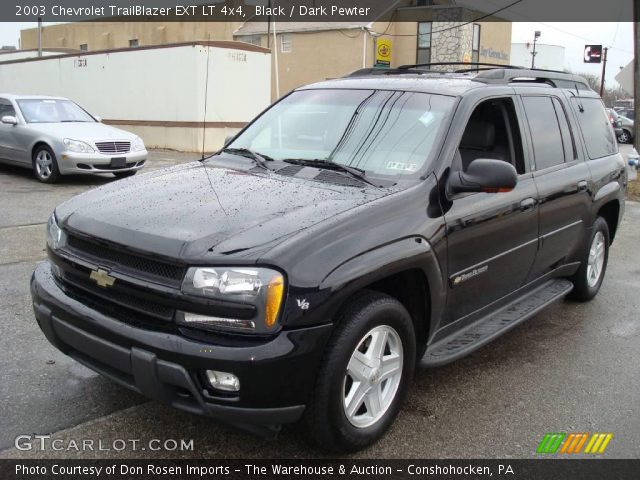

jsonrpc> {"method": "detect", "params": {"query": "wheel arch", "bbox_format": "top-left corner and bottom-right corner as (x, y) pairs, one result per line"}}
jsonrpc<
(597, 200), (621, 244)
(320, 237), (446, 352)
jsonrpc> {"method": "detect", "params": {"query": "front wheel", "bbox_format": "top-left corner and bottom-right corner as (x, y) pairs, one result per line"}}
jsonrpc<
(569, 217), (610, 301)
(304, 291), (416, 452)
(32, 145), (60, 183)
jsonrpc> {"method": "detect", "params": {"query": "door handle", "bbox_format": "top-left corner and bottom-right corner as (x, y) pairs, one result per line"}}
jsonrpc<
(577, 180), (588, 192)
(520, 197), (536, 212)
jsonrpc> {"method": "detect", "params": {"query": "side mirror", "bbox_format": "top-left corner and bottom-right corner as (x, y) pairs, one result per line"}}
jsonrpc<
(448, 159), (517, 194)
(94, 115), (102, 123)
(1, 115), (18, 125)
(223, 135), (234, 147)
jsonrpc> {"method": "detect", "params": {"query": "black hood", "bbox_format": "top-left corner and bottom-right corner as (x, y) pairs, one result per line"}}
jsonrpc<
(56, 160), (385, 260)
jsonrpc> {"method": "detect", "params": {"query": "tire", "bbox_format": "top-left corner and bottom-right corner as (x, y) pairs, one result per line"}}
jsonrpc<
(113, 170), (137, 179)
(304, 291), (416, 452)
(617, 130), (631, 144)
(568, 217), (610, 302)
(32, 145), (60, 183)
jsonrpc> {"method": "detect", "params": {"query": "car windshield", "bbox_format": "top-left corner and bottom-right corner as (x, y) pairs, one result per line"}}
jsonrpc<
(17, 99), (95, 123)
(227, 89), (455, 179)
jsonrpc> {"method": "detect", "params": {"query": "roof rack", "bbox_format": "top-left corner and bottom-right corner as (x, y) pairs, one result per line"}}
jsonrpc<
(345, 63), (592, 90)
(473, 68), (591, 89)
(397, 62), (521, 71)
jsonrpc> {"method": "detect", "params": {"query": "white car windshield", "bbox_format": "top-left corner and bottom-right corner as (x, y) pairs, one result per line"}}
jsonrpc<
(17, 99), (96, 123)
(228, 89), (455, 178)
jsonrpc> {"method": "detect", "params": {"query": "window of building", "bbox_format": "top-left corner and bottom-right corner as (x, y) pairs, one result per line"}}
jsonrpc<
(280, 33), (292, 53)
(416, 22), (431, 64)
(472, 24), (481, 63)
(416, 0), (433, 5)
(129, 39), (139, 47)
(79, 44), (88, 51)
(522, 96), (566, 170)
(242, 35), (262, 47)
(570, 97), (617, 159)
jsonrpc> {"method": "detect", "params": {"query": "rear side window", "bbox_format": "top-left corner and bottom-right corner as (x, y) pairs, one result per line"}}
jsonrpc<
(522, 96), (565, 170)
(570, 97), (617, 159)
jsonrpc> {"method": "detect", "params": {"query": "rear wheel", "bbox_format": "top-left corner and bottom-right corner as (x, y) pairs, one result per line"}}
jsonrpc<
(305, 291), (415, 452)
(617, 130), (631, 144)
(32, 145), (60, 183)
(569, 217), (609, 301)
(113, 171), (137, 179)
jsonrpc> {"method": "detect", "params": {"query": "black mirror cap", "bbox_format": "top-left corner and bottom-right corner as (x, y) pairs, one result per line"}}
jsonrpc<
(448, 159), (518, 194)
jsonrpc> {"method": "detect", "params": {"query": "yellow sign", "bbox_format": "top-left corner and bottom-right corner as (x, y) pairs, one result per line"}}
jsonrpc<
(375, 38), (392, 68)
(462, 52), (472, 63)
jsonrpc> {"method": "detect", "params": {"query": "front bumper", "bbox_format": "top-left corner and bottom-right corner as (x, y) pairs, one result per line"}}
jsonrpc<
(31, 262), (332, 432)
(57, 150), (148, 175)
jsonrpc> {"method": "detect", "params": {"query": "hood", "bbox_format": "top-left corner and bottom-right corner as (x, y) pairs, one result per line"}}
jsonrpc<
(28, 122), (138, 142)
(56, 159), (385, 260)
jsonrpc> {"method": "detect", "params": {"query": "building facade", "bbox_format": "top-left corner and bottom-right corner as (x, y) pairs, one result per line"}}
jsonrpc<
(20, 3), (512, 100)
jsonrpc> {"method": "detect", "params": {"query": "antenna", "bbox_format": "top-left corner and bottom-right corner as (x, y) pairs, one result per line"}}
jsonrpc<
(200, 37), (211, 161)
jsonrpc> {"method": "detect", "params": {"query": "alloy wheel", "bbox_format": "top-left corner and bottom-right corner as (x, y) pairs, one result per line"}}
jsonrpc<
(342, 325), (403, 429)
(587, 231), (606, 288)
(35, 150), (53, 180)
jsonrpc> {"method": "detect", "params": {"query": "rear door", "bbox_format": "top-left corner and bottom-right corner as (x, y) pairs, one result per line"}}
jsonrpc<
(519, 93), (592, 281)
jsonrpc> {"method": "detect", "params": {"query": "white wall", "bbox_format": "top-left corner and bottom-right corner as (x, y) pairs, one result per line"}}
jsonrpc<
(510, 43), (565, 71)
(0, 44), (271, 151)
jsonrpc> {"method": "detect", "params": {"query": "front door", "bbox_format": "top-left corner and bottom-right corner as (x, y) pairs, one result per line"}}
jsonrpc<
(443, 96), (539, 324)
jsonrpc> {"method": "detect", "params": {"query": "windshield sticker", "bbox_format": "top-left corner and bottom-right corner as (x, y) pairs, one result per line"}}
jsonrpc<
(386, 161), (418, 172)
(419, 111), (436, 128)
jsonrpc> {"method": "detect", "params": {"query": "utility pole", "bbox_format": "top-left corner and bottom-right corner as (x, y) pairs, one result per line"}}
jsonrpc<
(530, 30), (541, 69)
(37, 17), (42, 57)
(634, 5), (639, 150)
(599, 47), (608, 97)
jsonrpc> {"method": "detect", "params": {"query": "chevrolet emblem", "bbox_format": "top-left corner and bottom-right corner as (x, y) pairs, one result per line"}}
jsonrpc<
(90, 268), (116, 288)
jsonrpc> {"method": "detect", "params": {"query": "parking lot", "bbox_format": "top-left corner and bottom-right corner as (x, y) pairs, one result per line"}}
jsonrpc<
(0, 147), (638, 459)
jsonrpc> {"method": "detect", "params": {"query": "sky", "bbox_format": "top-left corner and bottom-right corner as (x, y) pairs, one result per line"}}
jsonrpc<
(0, 21), (635, 88)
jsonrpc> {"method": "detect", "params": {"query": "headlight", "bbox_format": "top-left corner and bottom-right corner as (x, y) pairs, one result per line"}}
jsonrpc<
(46, 213), (66, 251)
(63, 138), (94, 153)
(180, 267), (285, 334)
(132, 136), (145, 151)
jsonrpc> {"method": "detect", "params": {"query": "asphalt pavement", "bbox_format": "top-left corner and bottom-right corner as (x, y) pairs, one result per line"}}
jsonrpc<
(0, 147), (638, 459)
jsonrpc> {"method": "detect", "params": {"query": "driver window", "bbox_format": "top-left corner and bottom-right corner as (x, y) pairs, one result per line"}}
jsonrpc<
(454, 98), (525, 175)
(0, 99), (16, 118)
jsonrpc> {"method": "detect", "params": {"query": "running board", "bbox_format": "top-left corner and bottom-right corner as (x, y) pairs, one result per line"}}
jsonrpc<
(421, 279), (573, 368)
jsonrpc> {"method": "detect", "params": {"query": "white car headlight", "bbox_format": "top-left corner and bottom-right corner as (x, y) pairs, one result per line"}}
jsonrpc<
(63, 138), (94, 153)
(46, 213), (66, 251)
(180, 267), (285, 334)
(132, 136), (145, 151)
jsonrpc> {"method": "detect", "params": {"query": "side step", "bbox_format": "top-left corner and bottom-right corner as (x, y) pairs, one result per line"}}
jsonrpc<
(421, 279), (573, 368)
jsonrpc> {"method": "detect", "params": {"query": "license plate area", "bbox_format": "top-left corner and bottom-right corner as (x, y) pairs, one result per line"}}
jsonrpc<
(110, 157), (126, 168)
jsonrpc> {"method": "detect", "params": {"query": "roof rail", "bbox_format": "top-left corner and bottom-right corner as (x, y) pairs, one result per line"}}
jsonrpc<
(473, 68), (591, 90)
(397, 62), (521, 70)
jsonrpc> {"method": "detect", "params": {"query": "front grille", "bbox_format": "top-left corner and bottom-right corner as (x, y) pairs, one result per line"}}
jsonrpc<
(60, 272), (175, 321)
(95, 141), (131, 154)
(56, 276), (176, 330)
(66, 235), (185, 286)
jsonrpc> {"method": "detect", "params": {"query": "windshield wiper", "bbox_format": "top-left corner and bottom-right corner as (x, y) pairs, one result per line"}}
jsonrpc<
(282, 158), (381, 188)
(221, 147), (275, 171)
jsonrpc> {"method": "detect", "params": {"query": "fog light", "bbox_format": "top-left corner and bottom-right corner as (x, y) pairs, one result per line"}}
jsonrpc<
(205, 370), (240, 392)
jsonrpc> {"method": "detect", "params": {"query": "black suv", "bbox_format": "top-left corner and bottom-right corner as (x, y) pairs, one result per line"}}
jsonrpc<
(31, 65), (626, 452)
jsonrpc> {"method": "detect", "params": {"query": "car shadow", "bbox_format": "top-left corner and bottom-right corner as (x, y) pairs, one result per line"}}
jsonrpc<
(0, 163), (115, 186)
